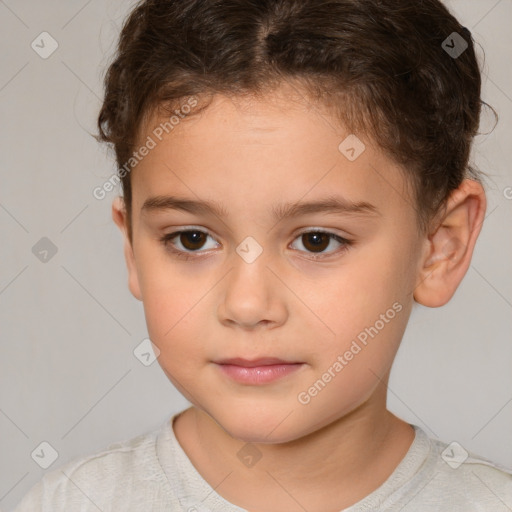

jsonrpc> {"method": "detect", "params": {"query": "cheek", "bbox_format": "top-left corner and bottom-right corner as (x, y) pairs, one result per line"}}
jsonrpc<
(299, 249), (409, 335)
(137, 230), (413, 366)
(294, 246), (412, 377)
(142, 286), (200, 353)
(144, 295), (205, 398)
(138, 261), (214, 374)
(136, 255), (190, 349)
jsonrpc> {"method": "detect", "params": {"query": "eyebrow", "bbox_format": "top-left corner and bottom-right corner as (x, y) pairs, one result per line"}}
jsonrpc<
(141, 194), (380, 221)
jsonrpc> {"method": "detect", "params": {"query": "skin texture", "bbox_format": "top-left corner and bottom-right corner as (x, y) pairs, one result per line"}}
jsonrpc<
(112, 82), (486, 511)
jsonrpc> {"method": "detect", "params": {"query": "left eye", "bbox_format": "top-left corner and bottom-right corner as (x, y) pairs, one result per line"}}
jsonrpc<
(160, 229), (351, 258)
(290, 230), (350, 256)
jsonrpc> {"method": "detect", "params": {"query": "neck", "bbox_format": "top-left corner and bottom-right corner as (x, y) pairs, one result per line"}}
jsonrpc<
(173, 385), (415, 511)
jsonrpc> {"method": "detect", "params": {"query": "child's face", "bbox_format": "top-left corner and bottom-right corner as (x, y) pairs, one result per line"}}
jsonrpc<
(116, 84), (428, 443)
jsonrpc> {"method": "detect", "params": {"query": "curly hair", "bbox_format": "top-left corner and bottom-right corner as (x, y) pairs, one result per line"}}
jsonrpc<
(97, 0), (496, 240)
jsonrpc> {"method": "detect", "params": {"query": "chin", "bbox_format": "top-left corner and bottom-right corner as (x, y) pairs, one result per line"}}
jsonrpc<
(203, 400), (311, 444)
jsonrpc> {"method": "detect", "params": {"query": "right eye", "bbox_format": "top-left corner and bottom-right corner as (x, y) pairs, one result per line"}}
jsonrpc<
(160, 229), (220, 258)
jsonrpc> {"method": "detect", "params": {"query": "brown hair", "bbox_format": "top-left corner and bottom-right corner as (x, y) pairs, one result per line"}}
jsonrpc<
(97, 0), (496, 241)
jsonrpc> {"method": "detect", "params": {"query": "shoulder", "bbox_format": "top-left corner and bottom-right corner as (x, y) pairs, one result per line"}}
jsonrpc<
(413, 435), (512, 511)
(11, 424), (175, 512)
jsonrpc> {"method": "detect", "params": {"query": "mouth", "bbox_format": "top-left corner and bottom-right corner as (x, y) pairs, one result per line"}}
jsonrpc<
(213, 357), (305, 385)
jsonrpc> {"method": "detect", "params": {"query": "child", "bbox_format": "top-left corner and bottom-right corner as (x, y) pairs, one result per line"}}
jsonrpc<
(13, 0), (512, 510)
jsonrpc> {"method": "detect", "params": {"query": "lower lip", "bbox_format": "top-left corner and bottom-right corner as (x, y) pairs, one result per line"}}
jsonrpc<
(216, 363), (304, 385)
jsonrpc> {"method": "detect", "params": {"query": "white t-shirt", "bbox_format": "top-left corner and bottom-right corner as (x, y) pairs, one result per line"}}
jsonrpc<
(11, 411), (512, 511)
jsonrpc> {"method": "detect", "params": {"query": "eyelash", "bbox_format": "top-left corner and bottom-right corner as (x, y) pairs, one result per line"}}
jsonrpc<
(159, 228), (353, 261)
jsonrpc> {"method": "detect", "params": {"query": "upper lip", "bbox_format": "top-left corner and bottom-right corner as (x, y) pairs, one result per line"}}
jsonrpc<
(214, 357), (301, 367)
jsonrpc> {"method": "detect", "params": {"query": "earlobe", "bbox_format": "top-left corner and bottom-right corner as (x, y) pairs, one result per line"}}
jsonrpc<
(112, 197), (143, 301)
(413, 179), (486, 308)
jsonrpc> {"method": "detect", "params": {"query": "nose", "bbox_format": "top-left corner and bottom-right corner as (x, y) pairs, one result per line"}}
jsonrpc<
(217, 248), (288, 330)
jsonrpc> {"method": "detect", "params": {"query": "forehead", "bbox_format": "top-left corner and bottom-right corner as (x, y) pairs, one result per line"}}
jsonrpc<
(131, 86), (414, 225)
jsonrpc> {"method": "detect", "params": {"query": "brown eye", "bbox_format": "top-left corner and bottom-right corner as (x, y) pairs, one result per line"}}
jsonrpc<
(160, 228), (351, 261)
(160, 229), (219, 256)
(290, 230), (351, 258)
(301, 232), (330, 253)
(179, 231), (207, 250)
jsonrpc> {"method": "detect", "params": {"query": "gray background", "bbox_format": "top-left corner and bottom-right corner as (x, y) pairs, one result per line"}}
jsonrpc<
(0, 0), (511, 510)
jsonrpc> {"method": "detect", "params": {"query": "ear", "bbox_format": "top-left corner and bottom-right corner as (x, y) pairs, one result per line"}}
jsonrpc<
(414, 178), (486, 307)
(112, 197), (143, 301)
